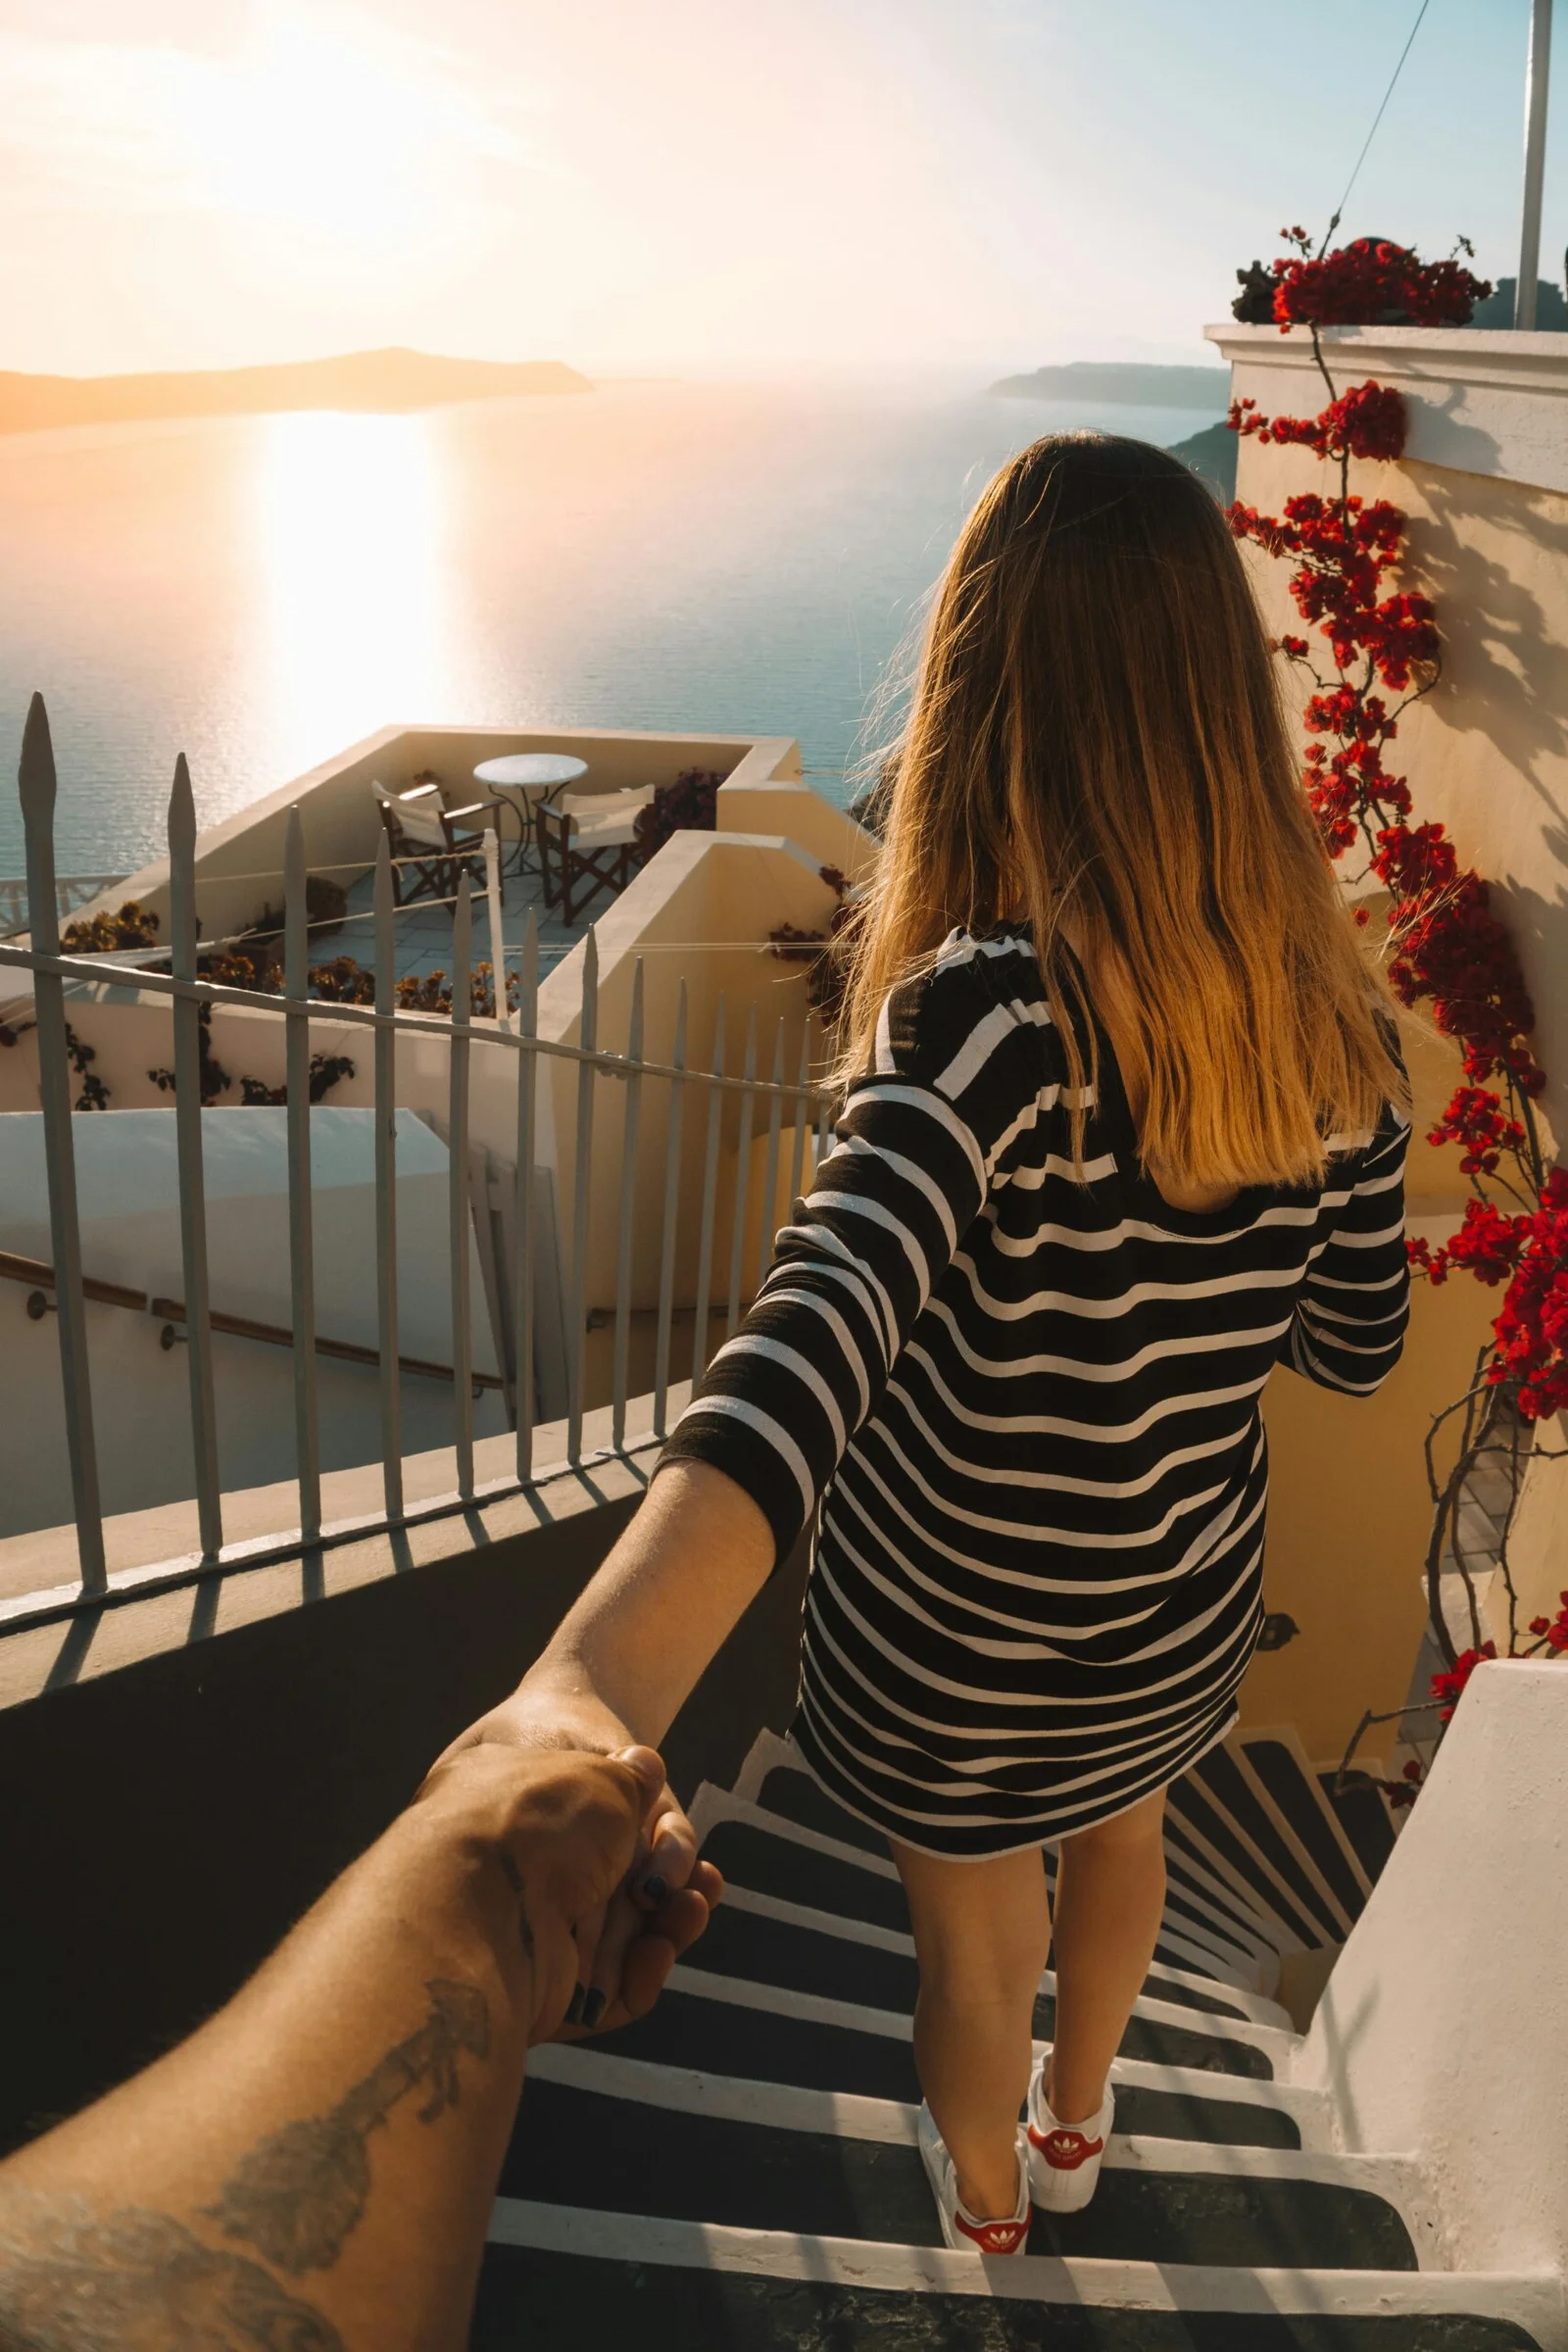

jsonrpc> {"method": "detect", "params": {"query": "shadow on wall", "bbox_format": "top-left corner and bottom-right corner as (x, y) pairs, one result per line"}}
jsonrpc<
(1397, 460), (1568, 1137)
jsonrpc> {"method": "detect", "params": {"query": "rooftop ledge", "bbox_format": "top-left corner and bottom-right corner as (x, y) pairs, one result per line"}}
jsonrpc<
(1203, 320), (1568, 497)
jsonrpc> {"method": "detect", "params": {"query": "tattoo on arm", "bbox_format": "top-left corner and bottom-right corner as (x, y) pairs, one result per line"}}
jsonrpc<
(0, 2189), (344, 2350)
(496, 1851), (537, 1963)
(0, 1978), (493, 2351)
(205, 1978), (490, 2275)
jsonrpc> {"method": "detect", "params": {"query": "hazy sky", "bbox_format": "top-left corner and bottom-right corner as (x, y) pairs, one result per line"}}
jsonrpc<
(2, 0), (1563, 376)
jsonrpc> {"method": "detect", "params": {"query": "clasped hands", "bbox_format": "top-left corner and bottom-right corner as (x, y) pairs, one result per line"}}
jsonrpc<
(416, 1704), (720, 2046)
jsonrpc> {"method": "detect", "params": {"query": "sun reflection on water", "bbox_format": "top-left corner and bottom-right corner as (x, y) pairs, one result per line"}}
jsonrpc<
(254, 410), (448, 770)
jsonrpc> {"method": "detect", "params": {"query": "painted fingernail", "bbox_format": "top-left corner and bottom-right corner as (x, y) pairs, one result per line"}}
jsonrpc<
(564, 1983), (586, 2027)
(641, 1873), (667, 1904)
(581, 1987), (607, 2030)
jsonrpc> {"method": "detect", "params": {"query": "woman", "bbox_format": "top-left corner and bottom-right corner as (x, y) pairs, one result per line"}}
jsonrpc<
(449, 434), (1410, 2251)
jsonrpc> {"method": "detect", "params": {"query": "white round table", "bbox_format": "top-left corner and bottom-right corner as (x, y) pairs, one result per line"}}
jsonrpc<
(474, 754), (589, 875)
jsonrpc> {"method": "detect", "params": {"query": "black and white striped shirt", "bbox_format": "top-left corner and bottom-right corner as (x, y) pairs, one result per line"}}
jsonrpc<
(662, 924), (1410, 1855)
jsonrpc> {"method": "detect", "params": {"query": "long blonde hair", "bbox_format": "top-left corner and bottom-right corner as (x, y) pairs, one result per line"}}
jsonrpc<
(834, 432), (1403, 1190)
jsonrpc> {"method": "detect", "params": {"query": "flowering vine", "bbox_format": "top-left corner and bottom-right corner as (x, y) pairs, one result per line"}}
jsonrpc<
(1226, 230), (1568, 1766)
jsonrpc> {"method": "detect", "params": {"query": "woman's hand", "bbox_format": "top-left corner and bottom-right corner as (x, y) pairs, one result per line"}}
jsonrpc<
(432, 1693), (718, 2035)
(431, 1459), (775, 2032)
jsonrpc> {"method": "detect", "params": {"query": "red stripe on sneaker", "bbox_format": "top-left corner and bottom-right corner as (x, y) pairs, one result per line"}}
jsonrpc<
(1027, 2125), (1104, 2171)
(954, 2210), (1031, 2255)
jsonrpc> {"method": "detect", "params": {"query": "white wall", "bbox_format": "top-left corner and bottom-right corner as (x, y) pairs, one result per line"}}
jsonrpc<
(0, 1106), (504, 1535)
(1300, 1657), (1568, 2275)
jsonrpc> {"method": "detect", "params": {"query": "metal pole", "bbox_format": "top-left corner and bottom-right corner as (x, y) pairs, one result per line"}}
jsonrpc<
(513, 908), (539, 1482)
(283, 805), (320, 1544)
(448, 874), (474, 1500)
(17, 694), (105, 1591)
(565, 930), (598, 1463)
(483, 825), (508, 1026)
(1516, 0), (1553, 329)
(168, 753), (223, 1562)
(611, 958), (643, 1450)
(372, 834), (404, 1523)
(652, 980), (687, 1440)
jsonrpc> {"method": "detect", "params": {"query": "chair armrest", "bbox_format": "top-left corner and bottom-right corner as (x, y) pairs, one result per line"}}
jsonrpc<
(443, 798), (502, 822)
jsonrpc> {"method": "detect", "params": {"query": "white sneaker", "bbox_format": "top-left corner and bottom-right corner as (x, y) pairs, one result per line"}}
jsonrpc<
(916, 2100), (1031, 2256)
(1025, 2050), (1113, 2213)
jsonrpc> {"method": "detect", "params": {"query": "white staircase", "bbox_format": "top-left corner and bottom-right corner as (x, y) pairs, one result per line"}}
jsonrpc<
(471, 1693), (1566, 2348)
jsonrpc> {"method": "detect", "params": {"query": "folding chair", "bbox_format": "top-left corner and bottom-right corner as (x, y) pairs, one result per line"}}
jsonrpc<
(372, 779), (505, 909)
(533, 799), (640, 925)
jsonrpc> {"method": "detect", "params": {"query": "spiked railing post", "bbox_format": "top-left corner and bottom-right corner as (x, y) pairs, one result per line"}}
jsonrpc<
(283, 805), (320, 1544)
(612, 958), (644, 1450)
(372, 833), (403, 1523)
(168, 753), (222, 1562)
(690, 996), (726, 1385)
(652, 979), (687, 1439)
(513, 907), (539, 1481)
(566, 930), (598, 1465)
(726, 1006), (759, 1342)
(757, 1015), (786, 1295)
(17, 694), (105, 1591)
(449, 873), (474, 1501)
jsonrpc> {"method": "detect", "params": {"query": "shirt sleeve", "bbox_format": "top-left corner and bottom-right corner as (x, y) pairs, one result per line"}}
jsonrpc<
(1274, 1105), (1411, 1395)
(657, 937), (1056, 1566)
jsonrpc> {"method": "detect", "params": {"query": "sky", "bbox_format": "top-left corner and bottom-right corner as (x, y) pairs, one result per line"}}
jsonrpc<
(1, 0), (1564, 377)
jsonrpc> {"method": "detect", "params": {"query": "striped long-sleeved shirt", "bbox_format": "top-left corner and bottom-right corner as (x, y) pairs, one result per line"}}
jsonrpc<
(662, 924), (1409, 1856)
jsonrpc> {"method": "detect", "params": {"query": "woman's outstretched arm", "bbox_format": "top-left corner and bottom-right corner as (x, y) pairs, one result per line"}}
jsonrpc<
(441, 1459), (775, 2009)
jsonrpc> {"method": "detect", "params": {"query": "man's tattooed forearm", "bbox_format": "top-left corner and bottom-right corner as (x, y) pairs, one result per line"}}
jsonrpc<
(204, 1978), (490, 2275)
(0, 2189), (342, 2352)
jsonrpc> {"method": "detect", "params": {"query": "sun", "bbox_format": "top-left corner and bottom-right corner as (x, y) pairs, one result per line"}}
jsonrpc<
(179, 14), (517, 246)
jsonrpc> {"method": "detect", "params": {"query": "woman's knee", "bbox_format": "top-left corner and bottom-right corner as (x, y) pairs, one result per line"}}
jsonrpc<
(891, 1842), (1050, 1998)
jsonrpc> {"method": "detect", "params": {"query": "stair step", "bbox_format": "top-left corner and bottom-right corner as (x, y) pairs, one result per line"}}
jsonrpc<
(702, 1817), (911, 1932)
(1188, 1742), (1357, 1936)
(756, 1759), (887, 1853)
(592, 1978), (1309, 2148)
(499, 2073), (1415, 2269)
(478, 2217), (1557, 2351)
(1167, 1775), (1344, 1947)
(684, 1901), (1277, 2081)
(1318, 1773), (1397, 1883)
(1236, 1736), (1372, 1921)
(733, 1764), (1285, 1997)
(755, 1756), (1311, 1960)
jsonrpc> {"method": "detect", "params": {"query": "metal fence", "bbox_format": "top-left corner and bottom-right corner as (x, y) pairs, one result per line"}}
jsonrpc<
(0, 695), (832, 1628)
(0, 870), (126, 940)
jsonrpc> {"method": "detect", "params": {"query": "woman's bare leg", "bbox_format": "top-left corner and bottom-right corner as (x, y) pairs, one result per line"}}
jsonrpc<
(1046, 1788), (1167, 2124)
(890, 1840), (1050, 2222)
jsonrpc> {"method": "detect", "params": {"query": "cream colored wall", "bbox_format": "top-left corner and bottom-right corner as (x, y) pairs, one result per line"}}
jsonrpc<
(536, 829), (842, 1409)
(53, 722), (806, 953)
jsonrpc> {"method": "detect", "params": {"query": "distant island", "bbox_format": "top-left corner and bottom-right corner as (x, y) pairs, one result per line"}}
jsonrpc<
(1165, 419), (1237, 500)
(990, 361), (1229, 407)
(0, 347), (593, 437)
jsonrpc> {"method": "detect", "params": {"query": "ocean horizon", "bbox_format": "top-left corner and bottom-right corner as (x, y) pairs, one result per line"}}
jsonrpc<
(0, 374), (1223, 881)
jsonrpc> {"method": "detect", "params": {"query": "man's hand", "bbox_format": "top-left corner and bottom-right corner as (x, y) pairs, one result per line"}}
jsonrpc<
(412, 1739), (721, 2042)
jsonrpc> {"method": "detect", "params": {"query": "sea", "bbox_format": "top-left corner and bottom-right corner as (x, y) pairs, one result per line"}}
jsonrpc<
(0, 375), (1223, 881)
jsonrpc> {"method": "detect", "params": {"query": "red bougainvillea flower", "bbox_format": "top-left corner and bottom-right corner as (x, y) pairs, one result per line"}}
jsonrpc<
(1489, 1170), (1568, 1419)
(1431, 1642), (1496, 1723)
(1267, 238), (1491, 331)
